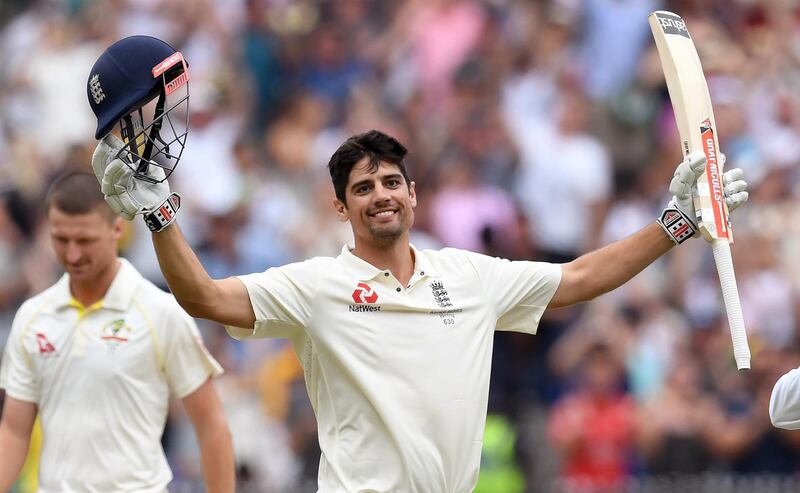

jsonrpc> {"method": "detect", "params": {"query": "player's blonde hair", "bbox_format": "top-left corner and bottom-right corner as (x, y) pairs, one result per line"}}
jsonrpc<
(45, 172), (117, 222)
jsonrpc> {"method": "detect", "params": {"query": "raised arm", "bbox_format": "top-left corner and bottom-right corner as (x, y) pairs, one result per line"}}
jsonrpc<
(550, 223), (672, 308)
(0, 396), (37, 492)
(151, 224), (255, 328)
(92, 135), (256, 328)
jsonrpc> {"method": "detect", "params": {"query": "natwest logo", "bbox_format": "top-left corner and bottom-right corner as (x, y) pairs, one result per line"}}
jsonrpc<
(352, 282), (378, 304)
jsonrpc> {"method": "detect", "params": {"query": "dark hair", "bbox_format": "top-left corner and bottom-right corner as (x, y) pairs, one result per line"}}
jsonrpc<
(45, 172), (116, 221)
(327, 130), (410, 204)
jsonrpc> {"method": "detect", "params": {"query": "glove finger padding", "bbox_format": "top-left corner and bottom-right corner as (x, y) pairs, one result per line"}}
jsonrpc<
(92, 134), (126, 180)
(659, 151), (705, 245)
(106, 194), (136, 221)
(724, 179), (747, 195)
(95, 136), (176, 228)
(101, 159), (132, 196)
(145, 162), (167, 182)
(101, 159), (150, 218)
(117, 188), (146, 215)
(722, 167), (744, 187)
(726, 191), (749, 212)
(721, 168), (748, 212)
(669, 151), (707, 199)
(668, 151), (706, 224)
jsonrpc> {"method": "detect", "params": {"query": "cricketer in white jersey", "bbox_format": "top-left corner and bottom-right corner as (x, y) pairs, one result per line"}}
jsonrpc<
(0, 173), (234, 493)
(92, 129), (749, 493)
(228, 245), (560, 491)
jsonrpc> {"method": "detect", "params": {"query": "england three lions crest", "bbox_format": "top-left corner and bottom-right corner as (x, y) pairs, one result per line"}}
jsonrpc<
(429, 281), (452, 308)
(428, 281), (460, 325)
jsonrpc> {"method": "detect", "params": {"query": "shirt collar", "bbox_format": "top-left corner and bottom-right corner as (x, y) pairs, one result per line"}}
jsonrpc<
(52, 258), (141, 312)
(338, 244), (439, 281)
(410, 244), (439, 279)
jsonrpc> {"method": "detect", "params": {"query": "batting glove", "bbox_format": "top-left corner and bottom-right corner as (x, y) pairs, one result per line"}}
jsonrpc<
(658, 152), (749, 244)
(658, 151), (706, 244)
(91, 134), (181, 232)
(722, 165), (748, 213)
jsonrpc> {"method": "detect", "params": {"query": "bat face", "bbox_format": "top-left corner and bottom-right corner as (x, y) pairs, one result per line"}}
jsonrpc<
(648, 10), (732, 244)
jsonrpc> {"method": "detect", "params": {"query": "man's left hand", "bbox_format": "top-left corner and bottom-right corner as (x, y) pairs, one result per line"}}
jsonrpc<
(722, 164), (748, 212)
(658, 152), (749, 244)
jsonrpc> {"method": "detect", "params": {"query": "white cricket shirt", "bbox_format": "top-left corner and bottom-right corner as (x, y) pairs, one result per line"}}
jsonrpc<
(0, 259), (223, 493)
(770, 367), (800, 429)
(227, 245), (561, 493)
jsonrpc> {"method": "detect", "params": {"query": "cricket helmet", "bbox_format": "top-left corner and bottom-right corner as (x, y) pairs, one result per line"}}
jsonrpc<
(87, 35), (190, 183)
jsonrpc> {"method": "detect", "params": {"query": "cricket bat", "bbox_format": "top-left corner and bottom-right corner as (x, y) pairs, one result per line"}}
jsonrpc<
(649, 11), (751, 370)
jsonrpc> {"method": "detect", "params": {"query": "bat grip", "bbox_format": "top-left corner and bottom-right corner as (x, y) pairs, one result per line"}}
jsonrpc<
(711, 240), (751, 370)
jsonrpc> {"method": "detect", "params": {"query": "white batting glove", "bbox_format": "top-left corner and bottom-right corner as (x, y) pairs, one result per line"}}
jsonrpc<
(658, 151), (706, 244)
(658, 152), (749, 244)
(91, 134), (180, 231)
(722, 165), (748, 212)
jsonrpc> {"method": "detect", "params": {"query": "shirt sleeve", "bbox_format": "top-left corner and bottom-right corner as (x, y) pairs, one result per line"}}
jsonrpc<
(161, 306), (224, 399)
(0, 302), (40, 403)
(770, 367), (800, 430)
(463, 251), (562, 334)
(225, 259), (319, 340)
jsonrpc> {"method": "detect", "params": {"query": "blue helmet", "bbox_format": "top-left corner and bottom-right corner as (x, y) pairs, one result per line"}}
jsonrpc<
(87, 35), (190, 182)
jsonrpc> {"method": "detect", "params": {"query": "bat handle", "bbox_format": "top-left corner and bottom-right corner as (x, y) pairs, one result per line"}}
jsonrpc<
(711, 239), (751, 370)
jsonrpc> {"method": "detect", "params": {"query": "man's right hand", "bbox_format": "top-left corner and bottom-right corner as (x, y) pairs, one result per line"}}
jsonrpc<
(91, 134), (171, 220)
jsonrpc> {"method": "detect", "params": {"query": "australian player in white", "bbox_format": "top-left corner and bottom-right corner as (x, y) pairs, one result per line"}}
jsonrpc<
(92, 123), (751, 492)
(0, 172), (235, 492)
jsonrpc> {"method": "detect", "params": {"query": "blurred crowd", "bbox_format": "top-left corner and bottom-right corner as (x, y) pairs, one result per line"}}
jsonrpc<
(2, 0), (800, 492)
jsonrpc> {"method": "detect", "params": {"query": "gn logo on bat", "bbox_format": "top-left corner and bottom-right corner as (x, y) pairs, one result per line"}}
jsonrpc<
(657, 13), (690, 38)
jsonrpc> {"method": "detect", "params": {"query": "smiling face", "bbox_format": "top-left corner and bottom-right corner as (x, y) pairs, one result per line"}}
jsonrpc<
(334, 158), (417, 247)
(48, 206), (123, 284)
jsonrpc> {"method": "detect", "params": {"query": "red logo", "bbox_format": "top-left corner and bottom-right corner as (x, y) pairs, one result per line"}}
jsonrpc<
(36, 333), (56, 355)
(152, 53), (184, 77)
(352, 282), (378, 304)
(700, 119), (729, 239)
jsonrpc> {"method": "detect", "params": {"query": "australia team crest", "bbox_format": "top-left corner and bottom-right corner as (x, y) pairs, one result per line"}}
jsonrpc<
(100, 319), (132, 350)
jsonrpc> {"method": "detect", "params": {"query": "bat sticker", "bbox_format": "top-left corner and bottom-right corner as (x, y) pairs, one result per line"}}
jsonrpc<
(655, 12), (691, 38)
(700, 119), (729, 239)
